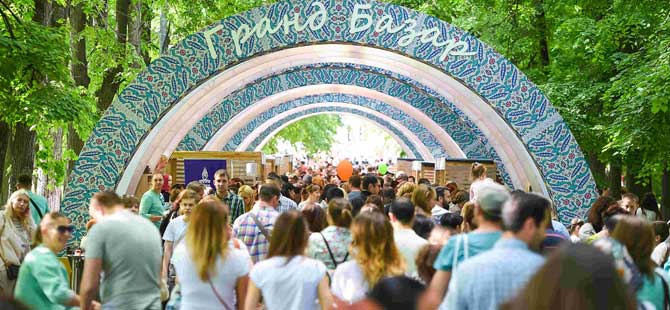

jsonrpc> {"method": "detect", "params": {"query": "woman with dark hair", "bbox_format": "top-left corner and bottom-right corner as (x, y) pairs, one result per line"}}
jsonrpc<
(429, 213), (463, 245)
(501, 243), (637, 310)
(302, 205), (327, 233)
(320, 184), (338, 207)
(578, 195), (618, 240)
(415, 244), (443, 285)
(612, 216), (670, 310)
(637, 192), (662, 222)
(245, 211), (332, 310)
(651, 221), (670, 266)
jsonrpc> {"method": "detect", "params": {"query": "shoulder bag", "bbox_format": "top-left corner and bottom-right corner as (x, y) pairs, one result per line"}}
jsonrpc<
(250, 213), (271, 240)
(206, 239), (244, 310)
(29, 198), (44, 221)
(319, 232), (349, 268)
(0, 221), (20, 280)
(451, 234), (469, 270)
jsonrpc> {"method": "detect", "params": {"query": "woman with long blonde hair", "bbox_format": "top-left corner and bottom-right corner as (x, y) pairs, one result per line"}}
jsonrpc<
(237, 185), (255, 213)
(331, 212), (406, 305)
(0, 189), (36, 295)
(172, 199), (251, 310)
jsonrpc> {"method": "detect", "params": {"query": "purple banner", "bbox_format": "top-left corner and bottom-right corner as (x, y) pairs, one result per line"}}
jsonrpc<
(183, 159), (227, 191)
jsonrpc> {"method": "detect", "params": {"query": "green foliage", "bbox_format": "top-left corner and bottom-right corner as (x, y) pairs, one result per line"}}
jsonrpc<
(262, 115), (342, 155)
(0, 16), (97, 185)
(2, 0), (669, 191)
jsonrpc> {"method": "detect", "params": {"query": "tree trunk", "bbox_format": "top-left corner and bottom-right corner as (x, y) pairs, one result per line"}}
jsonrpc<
(533, 0), (550, 69)
(608, 161), (622, 199)
(663, 163), (670, 221)
(69, 2), (90, 88)
(586, 152), (607, 189)
(33, 0), (52, 25)
(141, 0), (152, 65)
(0, 121), (9, 201)
(128, 0), (142, 59)
(10, 0), (52, 190)
(49, 128), (63, 211)
(159, 0), (170, 54)
(95, 0), (129, 112)
(8, 123), (37, 190)
(67, 2), (89, 176)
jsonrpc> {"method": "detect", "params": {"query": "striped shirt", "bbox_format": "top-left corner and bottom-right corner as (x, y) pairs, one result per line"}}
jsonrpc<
(211, 191), (245, 223)
(443, 238), (544, 310)
(232, 203), (279, 263)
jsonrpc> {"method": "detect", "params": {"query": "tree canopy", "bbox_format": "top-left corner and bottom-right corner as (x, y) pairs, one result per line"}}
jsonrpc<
(0, 0), (668, 210)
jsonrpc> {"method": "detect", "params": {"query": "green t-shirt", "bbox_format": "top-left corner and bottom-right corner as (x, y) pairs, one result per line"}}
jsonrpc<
(140, 190), (164, 229)
(433, 231), (502, 271)
(85, 210), (162, 309)
(15, 245), (74, 310)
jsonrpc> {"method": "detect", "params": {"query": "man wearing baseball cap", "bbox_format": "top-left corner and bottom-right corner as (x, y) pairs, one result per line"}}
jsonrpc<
(425, 182), (510, 309)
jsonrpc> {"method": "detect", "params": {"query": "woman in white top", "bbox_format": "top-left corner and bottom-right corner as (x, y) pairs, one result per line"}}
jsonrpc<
(0, 189), (36, 296)
(246, 210), (333, 310)
(331, 212), (406, 306)
(172, 199), (251, 310)
(298, 185), (321, 210)
(468, 163), (494, 202)
(162, 190), (200, 288)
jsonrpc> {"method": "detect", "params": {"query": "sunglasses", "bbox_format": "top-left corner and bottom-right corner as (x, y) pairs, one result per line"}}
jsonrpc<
(57, 225), (75, 234)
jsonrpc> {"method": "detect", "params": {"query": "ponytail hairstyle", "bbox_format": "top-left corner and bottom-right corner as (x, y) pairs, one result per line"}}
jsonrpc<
(471, 163), (487, 180)
(327, 198), (353, 228)
(187, 199), (230, 281)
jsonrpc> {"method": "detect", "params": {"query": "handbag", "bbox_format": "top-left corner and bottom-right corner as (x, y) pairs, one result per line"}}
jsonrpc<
(0, 220), (20, 281)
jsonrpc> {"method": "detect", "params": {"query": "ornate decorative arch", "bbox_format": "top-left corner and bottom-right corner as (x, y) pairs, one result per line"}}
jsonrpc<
(64, 0), (597, 239)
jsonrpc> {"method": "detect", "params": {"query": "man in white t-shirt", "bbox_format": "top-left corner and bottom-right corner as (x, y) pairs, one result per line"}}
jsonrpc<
(389, 198), (428, 277)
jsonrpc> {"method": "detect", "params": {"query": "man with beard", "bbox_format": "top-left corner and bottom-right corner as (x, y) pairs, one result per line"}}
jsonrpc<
(431, 186), (450, 222)
(442, 192), (549, 310)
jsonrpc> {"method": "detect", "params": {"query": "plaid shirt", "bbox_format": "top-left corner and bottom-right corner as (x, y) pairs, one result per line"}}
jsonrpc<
(211, 191), (245, 223)
(278, 194), (298, 213)
(232, 203), (279, 263)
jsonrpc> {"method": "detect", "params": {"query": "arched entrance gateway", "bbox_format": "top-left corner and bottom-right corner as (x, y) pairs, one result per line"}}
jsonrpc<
(63, 0), (598, 239)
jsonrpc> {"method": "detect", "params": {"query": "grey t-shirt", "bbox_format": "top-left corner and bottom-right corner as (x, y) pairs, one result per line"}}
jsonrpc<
(85, 210), (162, 309)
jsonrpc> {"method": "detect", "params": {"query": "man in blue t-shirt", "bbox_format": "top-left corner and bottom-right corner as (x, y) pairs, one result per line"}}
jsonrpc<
(425, 182), (510, 309)
(16, 174), (49, 224)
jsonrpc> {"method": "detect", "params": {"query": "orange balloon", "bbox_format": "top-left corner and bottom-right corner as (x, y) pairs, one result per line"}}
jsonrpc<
(337, 160), (353, 181)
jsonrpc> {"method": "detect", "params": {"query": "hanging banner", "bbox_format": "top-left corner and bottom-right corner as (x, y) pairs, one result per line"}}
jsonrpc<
(183, 159), (227, 191)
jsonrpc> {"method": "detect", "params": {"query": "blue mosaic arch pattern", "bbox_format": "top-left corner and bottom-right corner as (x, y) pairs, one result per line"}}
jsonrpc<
(225, 95), (452, 160)
(241, 106), (426, 157)
(63, 0), (598, 239)
(177, 65), (492, 161)
(180, 93), (467, 160)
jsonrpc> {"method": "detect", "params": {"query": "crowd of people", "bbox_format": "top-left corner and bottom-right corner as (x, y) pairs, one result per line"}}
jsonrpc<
(0, 162), (669, 310)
